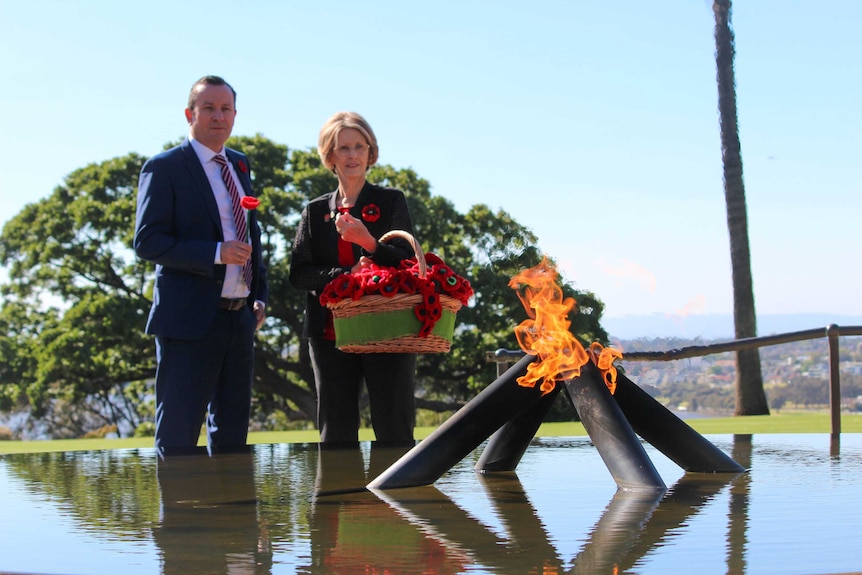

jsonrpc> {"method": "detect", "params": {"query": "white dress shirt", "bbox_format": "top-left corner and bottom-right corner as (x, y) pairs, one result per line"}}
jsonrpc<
(189, 137), (251, 300)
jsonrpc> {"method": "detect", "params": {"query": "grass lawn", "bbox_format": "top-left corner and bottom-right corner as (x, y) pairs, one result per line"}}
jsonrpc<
(1, 412), (859, 455)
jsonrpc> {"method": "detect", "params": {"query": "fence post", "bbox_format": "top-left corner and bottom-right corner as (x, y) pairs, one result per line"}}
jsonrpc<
(487, 348), (526, 377)
(826, 324), (841, 436)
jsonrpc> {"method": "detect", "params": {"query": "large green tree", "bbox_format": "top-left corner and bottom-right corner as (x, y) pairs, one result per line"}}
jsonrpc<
(0, 135), (607, 438)
(0, 154), (155, 437)
(713, 0), (769, 415)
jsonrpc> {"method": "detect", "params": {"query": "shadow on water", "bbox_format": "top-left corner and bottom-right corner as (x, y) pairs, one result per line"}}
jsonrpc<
(1, 434), (861, 574)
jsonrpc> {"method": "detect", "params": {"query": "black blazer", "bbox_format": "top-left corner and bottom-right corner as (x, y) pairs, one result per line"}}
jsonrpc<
(289, 181), (414, 338)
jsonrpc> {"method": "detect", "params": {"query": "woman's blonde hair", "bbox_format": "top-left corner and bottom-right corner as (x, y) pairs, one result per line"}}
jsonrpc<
(317, 111), (379, 172)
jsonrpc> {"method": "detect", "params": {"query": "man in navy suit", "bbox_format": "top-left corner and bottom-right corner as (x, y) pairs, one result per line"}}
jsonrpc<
(134, 76), (268, 456)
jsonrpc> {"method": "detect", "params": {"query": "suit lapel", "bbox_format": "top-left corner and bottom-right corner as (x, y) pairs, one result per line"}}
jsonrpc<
(180, 139), (222, 231)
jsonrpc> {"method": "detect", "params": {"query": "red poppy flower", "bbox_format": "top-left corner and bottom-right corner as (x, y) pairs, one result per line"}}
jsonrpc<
(361, 204), (381, 223)
(427, 305), (442, 320)
(397, 273), (420, 294)
(423, 292), (441, 311)
(360, 273), (384, 295)
(424, 253), (445, 266)
(240, 196), (260, 210)
(433, 264), (454, 280)
(418, 323), (434, 338)
(449, 279), (474, 304)
(332, 274), (357, 298)
(319, 282), (341, 305)
(376, 273), (399, 296)
(238, 160), (249, 173)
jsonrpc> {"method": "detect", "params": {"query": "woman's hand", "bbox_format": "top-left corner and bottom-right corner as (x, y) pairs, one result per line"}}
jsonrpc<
(335, 212), (377, 253)
(350, 256), (375, 274)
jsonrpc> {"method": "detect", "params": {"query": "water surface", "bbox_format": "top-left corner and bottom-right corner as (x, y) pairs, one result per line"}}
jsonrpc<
(1, 434), (860, 574)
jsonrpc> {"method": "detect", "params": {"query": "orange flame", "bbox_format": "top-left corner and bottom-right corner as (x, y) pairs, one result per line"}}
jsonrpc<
(509, 257), (622, 394)
(589, 341), (623, 395)
(509, 257), (588, 394)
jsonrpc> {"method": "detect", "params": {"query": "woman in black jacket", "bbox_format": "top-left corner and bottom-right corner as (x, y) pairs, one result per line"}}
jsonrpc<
(289, 111), (417, 445)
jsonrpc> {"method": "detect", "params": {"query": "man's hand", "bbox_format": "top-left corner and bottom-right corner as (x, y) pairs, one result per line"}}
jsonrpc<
(253, 301), (266, 330)
(221, 240), (252, 265)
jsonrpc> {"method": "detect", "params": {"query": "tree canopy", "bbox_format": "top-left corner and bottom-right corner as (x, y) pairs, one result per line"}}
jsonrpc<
(0, 134), (608, 439)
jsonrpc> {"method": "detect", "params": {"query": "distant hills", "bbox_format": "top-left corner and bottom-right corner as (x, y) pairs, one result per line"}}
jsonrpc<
(601, 313), (862, 341)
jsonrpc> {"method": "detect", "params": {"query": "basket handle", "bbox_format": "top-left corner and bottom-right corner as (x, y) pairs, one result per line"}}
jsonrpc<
(379, 230), (426, 278)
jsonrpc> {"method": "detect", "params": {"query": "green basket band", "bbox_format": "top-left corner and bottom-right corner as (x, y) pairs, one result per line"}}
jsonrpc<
(334, 308), (456, 346)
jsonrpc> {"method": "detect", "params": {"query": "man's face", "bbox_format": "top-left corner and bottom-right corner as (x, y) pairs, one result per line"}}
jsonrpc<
(184, 83), (236, 152)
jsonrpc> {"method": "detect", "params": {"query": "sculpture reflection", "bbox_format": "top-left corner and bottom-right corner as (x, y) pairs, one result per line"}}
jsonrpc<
(373, 472), (565, 574)
(587, 473), (742, 574)
(301, 442), (468, 574)
(373, 467), (742, 574)
(155, 447), (272, 574)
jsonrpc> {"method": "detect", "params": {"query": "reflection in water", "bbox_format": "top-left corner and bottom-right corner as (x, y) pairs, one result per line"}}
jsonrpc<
(1, 435), (862, 574)
(830, 433), (840, 458)
(375, 480), (550, 574)
(619, 473), (741, 573)
(571, 488), (664, 573)
(376, 468), (739, 575)
(305, 443), (469, 574)
(727, 435), (753, 575)
(155, 447), (272, 574)
(477, 473), (563, 569)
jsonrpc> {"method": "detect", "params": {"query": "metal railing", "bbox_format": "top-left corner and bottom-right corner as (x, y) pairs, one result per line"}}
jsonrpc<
(487, 324), (862, 436)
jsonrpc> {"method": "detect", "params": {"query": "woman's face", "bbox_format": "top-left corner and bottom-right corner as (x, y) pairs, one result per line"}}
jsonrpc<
(331, 128), (370, 178)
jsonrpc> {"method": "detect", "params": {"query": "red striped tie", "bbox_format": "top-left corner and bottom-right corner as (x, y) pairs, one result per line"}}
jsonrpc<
(213, 154), (253, 289)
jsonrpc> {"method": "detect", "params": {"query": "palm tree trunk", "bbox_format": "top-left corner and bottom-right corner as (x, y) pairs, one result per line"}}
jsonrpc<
(713, 0), (769, 415)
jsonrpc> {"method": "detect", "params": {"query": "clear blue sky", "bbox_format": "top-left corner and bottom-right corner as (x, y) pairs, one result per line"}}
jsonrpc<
(1, 0), (859, 320)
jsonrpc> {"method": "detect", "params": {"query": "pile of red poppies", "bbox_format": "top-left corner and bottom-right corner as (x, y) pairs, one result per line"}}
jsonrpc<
(320, 253), (473, 337)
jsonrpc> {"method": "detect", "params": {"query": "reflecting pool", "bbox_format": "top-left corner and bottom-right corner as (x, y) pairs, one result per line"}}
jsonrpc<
(1, 434), (861, 574)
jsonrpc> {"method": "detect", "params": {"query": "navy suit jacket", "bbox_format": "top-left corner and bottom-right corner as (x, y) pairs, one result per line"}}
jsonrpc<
(134, 138), (268, 340)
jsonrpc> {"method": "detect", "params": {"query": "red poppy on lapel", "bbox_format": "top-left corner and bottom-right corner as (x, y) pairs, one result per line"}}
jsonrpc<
(240, 196), (260, 210)
(237, 160), (249, 174)
(361, 204), (381, 223)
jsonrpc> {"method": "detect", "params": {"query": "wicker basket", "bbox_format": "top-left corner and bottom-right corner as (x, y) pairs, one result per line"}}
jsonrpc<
(326, 230), (463, 353)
